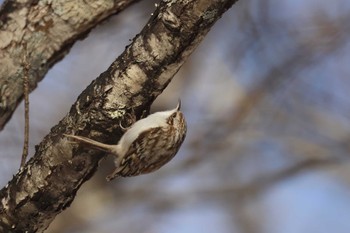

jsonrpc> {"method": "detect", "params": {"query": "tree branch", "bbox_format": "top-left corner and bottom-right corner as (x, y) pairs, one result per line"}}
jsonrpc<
(0, 0), (141, 130)
(0, 0), (239, 232)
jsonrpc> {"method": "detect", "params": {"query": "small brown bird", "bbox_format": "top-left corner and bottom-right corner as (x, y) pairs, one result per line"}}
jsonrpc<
(65, 101), (187, 181)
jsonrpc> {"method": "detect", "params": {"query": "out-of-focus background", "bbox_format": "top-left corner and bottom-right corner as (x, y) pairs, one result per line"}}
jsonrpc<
(1, 0), (350, 232)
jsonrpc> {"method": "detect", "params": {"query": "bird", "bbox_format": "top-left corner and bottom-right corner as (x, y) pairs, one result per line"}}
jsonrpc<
(64, 100), (187, 181)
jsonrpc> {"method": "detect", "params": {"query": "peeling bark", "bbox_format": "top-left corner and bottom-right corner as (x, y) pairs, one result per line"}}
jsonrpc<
(0, 0), (141, 130)
(0, 0), (239, 232)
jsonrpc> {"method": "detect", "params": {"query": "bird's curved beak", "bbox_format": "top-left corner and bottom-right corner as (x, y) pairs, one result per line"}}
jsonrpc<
(176, 99), (181, 111)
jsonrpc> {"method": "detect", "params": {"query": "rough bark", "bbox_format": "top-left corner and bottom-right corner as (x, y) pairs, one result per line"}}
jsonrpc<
(0, 0), (141, 130)
(0, 0), (239, 232)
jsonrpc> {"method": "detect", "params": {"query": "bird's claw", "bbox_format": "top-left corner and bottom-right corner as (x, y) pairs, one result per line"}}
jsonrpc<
(119, 111), (136, 132)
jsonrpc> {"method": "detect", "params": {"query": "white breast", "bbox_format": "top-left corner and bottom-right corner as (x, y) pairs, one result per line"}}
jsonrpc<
(116, 109), (176, 155)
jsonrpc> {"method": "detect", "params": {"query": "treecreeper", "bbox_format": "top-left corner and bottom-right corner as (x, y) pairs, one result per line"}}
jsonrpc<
(65, 100), (187, 181)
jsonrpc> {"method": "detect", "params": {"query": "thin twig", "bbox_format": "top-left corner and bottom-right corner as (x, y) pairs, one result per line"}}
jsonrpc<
(21, 42), (30, 168)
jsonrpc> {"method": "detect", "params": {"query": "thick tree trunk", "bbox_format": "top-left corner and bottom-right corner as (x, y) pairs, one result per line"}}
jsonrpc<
(0, 0), (239, 232)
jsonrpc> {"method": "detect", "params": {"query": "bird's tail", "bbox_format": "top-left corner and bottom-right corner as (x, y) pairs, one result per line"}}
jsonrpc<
(64, 134), (119, 155)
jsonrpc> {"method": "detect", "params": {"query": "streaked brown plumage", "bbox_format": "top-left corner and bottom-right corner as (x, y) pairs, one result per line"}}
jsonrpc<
(65, 101), (186, 181)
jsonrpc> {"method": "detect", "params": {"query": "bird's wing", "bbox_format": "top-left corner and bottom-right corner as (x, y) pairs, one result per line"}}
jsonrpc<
(106, 127), (164, 179)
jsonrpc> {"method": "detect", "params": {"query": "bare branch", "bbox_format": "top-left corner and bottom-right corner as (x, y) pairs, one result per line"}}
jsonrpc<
(0, 0), (239, 232)
(21, 41), (30, 168)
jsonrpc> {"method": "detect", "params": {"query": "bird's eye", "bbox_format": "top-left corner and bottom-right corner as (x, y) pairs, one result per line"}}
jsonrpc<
(167, 112), (177, 124)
